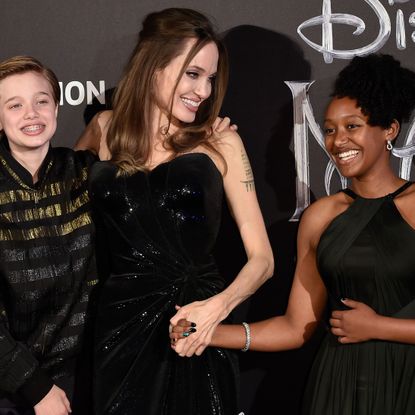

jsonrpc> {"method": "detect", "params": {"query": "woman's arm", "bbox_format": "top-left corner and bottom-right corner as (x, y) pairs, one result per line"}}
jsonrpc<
(74, 110), (112, 160)
(171, 130), (273, 356)
(171, 196), (333, 353)
(211, 130), (275, 312)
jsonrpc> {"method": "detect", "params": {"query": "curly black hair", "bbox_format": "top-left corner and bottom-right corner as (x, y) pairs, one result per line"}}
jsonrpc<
(332, 54), (415, 130)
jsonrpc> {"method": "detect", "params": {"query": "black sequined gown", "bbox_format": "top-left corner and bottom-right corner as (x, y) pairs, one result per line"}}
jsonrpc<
(89, 153), (239, 415)
(303, 182), (415, 414)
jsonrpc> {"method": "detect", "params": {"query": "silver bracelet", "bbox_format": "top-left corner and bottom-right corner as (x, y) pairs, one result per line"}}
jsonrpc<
(241, 322), (251, 352)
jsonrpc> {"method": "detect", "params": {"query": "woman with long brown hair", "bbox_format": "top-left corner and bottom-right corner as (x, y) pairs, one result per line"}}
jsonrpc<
(77, 7), (273, 415)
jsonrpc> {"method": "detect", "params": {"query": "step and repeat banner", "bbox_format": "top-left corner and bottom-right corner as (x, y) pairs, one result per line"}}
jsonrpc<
(2, 1), (415, 414)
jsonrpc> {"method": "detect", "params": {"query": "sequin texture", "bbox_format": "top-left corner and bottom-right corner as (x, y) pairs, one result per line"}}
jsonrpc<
(90, 153), (239, 415)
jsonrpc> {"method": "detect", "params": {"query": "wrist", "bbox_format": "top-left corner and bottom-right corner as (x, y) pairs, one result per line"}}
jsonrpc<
(241, 322), (251, 352)
(372, 313), (393, 341)
(211, 293), (232, 319)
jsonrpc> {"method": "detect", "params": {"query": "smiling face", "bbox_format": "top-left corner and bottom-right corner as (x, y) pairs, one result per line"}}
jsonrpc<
(324, 96), (398, 180)
(154, 39), (219, 127)
(0, 71), (58, 156)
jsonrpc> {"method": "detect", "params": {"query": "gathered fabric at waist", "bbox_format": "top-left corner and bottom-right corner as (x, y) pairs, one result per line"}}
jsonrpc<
(94, 257), (225, 353)
(99, 258), (224, 306)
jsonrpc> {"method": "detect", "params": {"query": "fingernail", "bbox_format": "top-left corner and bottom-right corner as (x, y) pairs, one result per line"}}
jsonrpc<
(190, 322), (197, 327)
(340, 298), (346, 302)
(183, 331), (190, 337)
(188, 327), (197, 333)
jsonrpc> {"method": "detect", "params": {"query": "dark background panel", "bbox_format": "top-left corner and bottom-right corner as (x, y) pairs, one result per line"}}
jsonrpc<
(2, 1), (415, 414)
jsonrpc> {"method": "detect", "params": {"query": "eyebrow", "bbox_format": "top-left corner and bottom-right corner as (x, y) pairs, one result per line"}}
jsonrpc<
(324, 114), (365, 122)
(4, 91), (51, 105)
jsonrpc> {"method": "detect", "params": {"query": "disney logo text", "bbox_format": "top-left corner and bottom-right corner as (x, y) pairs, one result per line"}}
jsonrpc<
(298, 0), (415, 63)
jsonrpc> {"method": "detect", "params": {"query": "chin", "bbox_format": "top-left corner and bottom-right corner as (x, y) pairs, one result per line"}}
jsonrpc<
(171, 106), (197, 123)
(338, 168), (359, 179)
(178, 114), (197, 124)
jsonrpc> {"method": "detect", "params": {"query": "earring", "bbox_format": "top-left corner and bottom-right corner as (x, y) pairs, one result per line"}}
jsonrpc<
(386, 140), (393, 151)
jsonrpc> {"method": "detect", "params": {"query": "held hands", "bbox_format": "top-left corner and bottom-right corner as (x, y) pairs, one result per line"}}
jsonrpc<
(170, 318), (194, 345)
(34, 385), (71, 415)
(330, 298), (380, 344)
(169, 296), (228, 357)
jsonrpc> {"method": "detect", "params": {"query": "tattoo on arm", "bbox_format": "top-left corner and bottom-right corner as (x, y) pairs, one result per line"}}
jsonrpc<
(240, 149), (255, 192)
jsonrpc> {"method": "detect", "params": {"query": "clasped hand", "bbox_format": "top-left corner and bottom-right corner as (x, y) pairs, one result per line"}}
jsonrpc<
(330, 298), (380, 344)
(169, 295), (228, 357)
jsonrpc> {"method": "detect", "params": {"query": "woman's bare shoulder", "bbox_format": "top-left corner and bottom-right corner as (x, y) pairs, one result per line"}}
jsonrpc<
(299, 191), (351, 248)
(96, 110), (113, 129)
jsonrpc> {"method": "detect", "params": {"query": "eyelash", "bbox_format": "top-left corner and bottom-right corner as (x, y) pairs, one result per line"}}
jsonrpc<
(186, 71), (216, 83)
(186, 71), (199, 79)
(8, 99), (49, 110)
(324, 123), (361, 135)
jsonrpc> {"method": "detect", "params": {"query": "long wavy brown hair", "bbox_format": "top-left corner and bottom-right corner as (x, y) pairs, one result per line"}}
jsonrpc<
(107, 8), (229, 175)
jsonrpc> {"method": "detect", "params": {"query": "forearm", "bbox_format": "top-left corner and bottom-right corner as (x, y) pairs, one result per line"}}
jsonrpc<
(373, 315), (415, 344)
(211, 315), (315, 352)
(216, 254), (274, 317)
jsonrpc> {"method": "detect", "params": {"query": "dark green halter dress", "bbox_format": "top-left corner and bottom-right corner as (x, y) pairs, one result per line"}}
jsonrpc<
(303, 182), (415, 414)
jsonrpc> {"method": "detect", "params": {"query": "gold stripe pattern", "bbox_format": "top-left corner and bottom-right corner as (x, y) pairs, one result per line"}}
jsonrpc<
(0, 191), (90, 223)
(0, 155), (92, 240)
(0, 167), (89, 204)
(0, 213), (93, 241)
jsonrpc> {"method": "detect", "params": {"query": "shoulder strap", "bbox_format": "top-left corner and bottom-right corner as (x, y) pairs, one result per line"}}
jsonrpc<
(341, 188), (357, 199)
(341, 181), (413, 201)
(389, 181), (413, 199)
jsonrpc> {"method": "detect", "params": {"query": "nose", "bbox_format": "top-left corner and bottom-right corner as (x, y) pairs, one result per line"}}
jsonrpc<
(194, 79), (212, 100)
(23, 103), (39, 120)
(333, 129), (349, 147)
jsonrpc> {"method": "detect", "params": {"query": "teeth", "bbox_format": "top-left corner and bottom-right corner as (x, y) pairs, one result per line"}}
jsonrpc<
(22, 125), (43, 132)
(181, 98), (200, 107)
(338, 150), (359, 160)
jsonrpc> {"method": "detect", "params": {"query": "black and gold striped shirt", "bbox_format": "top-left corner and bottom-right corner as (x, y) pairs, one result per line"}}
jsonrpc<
(0, 139), (97, 405)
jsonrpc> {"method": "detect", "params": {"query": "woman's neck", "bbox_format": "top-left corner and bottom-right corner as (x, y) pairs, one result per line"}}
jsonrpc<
(350, 168), (404, 198)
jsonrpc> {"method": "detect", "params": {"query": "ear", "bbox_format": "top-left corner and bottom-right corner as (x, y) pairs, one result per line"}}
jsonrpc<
(385, 119), (400, 142)
(54, 103), (59, 118)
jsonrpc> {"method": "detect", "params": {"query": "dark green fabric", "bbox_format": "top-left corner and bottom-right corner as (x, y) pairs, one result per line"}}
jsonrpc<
(303, 182), (415, 414)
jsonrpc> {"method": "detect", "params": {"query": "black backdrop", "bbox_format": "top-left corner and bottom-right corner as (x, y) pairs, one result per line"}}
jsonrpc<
(2, 1), (415, 413)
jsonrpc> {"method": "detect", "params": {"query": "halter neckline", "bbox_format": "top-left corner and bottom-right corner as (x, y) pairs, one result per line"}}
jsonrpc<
(342, 181), (413, 200)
